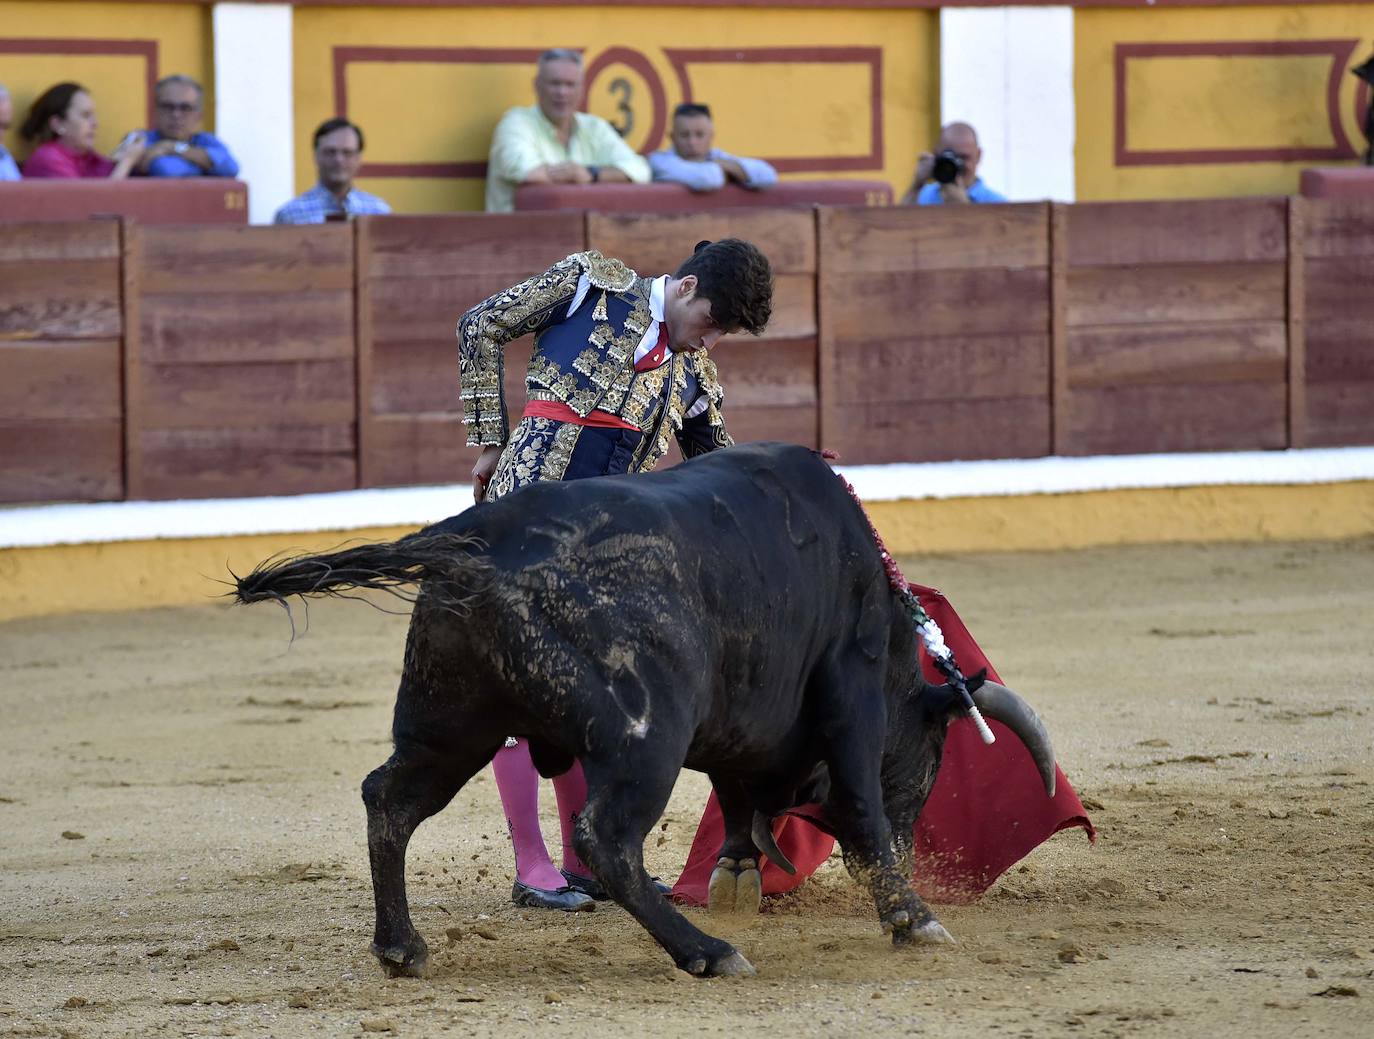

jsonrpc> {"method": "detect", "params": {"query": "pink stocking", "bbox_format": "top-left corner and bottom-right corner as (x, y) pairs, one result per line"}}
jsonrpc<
(552, 760), (592, 877)
(490, 742), (564, 891)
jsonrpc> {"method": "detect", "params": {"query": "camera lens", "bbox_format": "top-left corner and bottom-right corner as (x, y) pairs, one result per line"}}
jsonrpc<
(932, 150), (964, 185)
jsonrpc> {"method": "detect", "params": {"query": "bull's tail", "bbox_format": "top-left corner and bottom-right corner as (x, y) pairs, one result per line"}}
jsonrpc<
(232, 529), (491, 614)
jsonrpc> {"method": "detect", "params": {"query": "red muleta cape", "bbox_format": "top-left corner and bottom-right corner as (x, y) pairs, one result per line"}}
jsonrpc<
(672, 583), (1095, 906)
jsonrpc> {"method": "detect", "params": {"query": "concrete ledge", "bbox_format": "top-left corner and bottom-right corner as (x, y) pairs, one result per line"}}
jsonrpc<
(3, 448), (1373, 623)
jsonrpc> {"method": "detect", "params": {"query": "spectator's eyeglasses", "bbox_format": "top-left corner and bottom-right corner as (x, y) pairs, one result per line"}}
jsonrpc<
(319, 148), (361, 159)
(157, 102), (199, 114)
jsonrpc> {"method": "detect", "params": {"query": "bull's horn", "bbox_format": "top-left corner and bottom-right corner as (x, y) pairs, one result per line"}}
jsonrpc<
(752, 812), (798, 875)
(969, 682), (1058, 797)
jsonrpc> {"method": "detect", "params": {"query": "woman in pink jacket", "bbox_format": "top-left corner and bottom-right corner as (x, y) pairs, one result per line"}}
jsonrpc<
(20, 82), (143, 179)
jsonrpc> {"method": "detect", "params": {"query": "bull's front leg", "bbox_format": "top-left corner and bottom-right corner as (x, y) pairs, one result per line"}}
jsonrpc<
(706, 775), (763, 916)
(824, 754), (953, 947)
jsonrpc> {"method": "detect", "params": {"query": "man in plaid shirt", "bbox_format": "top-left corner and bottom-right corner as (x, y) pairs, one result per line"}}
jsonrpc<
(274, 117), (391, 224)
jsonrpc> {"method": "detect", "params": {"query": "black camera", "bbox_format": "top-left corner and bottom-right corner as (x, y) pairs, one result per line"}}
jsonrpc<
(931, 149), (965, 185)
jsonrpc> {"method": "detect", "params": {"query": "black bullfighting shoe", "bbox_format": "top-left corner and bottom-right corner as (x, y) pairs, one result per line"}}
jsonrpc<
(511, 880), (595, 912)
(561, 869), (672, 900)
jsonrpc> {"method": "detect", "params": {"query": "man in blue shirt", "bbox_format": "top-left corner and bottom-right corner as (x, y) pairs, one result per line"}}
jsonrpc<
(0, 84), (21, 181)
(131, 75), (239, 179)
(648, 103), (778, 193)
(902, 122), (1007, 206)
(274, 118), (391, 224)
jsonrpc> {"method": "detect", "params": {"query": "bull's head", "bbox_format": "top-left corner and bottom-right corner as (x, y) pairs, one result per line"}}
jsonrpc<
(879, 672), (1058, 872)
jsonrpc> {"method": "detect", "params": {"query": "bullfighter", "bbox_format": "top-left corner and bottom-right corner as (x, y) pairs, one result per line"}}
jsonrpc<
(456, 237), (774, 910)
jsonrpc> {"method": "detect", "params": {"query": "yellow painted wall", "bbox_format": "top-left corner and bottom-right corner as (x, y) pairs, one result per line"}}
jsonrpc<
(293, 5), (938, 213)
(0, 2), (213, 167)
(1076, 4), (1373, 200)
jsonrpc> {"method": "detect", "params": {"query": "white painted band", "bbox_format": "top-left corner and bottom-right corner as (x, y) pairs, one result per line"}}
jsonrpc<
(3, 447), (1373, 550)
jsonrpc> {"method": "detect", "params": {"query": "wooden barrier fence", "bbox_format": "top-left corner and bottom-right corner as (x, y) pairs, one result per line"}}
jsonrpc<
(128, 224), (357, 500)
(1059, 197), (1292, 456)
(1, 198), (1372, 507)
(0, 221), (125, 504)
(819, 203), (1052, 463)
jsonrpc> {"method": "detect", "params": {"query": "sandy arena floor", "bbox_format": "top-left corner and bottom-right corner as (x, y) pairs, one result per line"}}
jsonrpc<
(2, 538), (1371, 1038)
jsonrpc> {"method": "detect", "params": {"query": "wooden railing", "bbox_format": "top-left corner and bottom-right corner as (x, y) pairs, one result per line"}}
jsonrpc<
(2, 197), (1372, 505)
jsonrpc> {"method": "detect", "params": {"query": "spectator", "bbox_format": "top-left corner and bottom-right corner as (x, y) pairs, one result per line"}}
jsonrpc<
(485, 48), (651, 212)
(649, 103), (777, 192)
(274, 117), (390, 224)
(0, 84), (20, 180)
(902, 121), (1006, 205)
(131, 75), (239, 178)
(19, 82), (143, 179)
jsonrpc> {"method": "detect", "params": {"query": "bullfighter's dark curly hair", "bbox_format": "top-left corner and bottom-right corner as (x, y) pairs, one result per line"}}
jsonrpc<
(674, 238), (773, 336)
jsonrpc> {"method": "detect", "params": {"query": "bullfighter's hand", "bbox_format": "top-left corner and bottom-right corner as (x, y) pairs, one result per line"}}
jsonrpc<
(471, 445), (503, 503)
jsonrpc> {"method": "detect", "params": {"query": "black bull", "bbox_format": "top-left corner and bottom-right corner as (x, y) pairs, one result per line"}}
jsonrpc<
(235, 442), (1057, 978)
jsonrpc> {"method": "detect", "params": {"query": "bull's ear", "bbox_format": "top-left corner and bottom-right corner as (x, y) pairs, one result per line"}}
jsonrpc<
(966, 668), (987, 694)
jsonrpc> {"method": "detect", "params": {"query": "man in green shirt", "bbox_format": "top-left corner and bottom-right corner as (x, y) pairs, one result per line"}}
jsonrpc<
(484, 48), (651, 212)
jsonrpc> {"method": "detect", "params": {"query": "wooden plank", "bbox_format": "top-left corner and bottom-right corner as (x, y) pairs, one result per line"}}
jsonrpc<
(710, 336), (816, 409)
(0, 419), (123, 503)
(1302, 198), (1374, 259)
(587, 209), (816, 274)
(122, 219), (141, 499)
(1304, 383), (1374, 447)
(135, 424), (356, 499)
(0, 259), (122, 339)
(1066, 322), (1287, 389)
(823, 268), (1050, 340)
(1287, 197), (1306, 450)
(0, 339), (122, 420)
(816, 205), (835, 452)
(139, 359), (356, 429)
(1305, 320), (1374, 381)
(367, 413), (476, 489)
(1065, 383), (1287, 456)
(822, 396), (1051, 465)
(1067, 263), (1286, 327)
(720, 405), (817, 449)
(1049, 202), (1069, 454)
(139, 291), (354, 363)
(356, 216), (375, 488)
(367, 272), (539, 344)
(1067, 198), (1288, 267)
(139, 225), (354, 295)
(817, 203), (1049, 273)
(371, 339), (464, 415)
(360, 213), (586, 278)
(0, 221), (120, 262)
(827, 333), (1049, 404)
(757, 273), (814, 340)
(1302, 257), (1374, 315)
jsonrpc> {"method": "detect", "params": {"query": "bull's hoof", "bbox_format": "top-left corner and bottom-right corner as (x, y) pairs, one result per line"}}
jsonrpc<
(371, 936), (431, 979)
(888, 915), (955, 947)
(707, 857), (762, 916)
(683, 949), (757, 977)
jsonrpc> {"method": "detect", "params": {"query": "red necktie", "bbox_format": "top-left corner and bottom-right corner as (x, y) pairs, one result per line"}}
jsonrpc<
(635, 323), (669, 372)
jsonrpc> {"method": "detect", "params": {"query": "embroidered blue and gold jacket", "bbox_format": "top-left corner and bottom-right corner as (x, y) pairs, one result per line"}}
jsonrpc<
(457, 250), (732, 470)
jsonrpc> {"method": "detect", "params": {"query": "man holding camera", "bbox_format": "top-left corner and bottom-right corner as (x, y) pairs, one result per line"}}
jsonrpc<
(901, 121), (1006, 205)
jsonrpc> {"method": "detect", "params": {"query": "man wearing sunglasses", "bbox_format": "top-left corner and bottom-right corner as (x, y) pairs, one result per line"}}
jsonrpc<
(901, 121), (1005, 205)
(130, 75), (239, 179)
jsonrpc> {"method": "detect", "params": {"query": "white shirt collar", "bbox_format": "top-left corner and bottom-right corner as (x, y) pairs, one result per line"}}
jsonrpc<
(649, 275), (666, 323)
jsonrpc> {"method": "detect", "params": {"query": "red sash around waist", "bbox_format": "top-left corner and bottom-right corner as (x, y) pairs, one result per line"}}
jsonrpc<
(522, 399), (639, 432)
